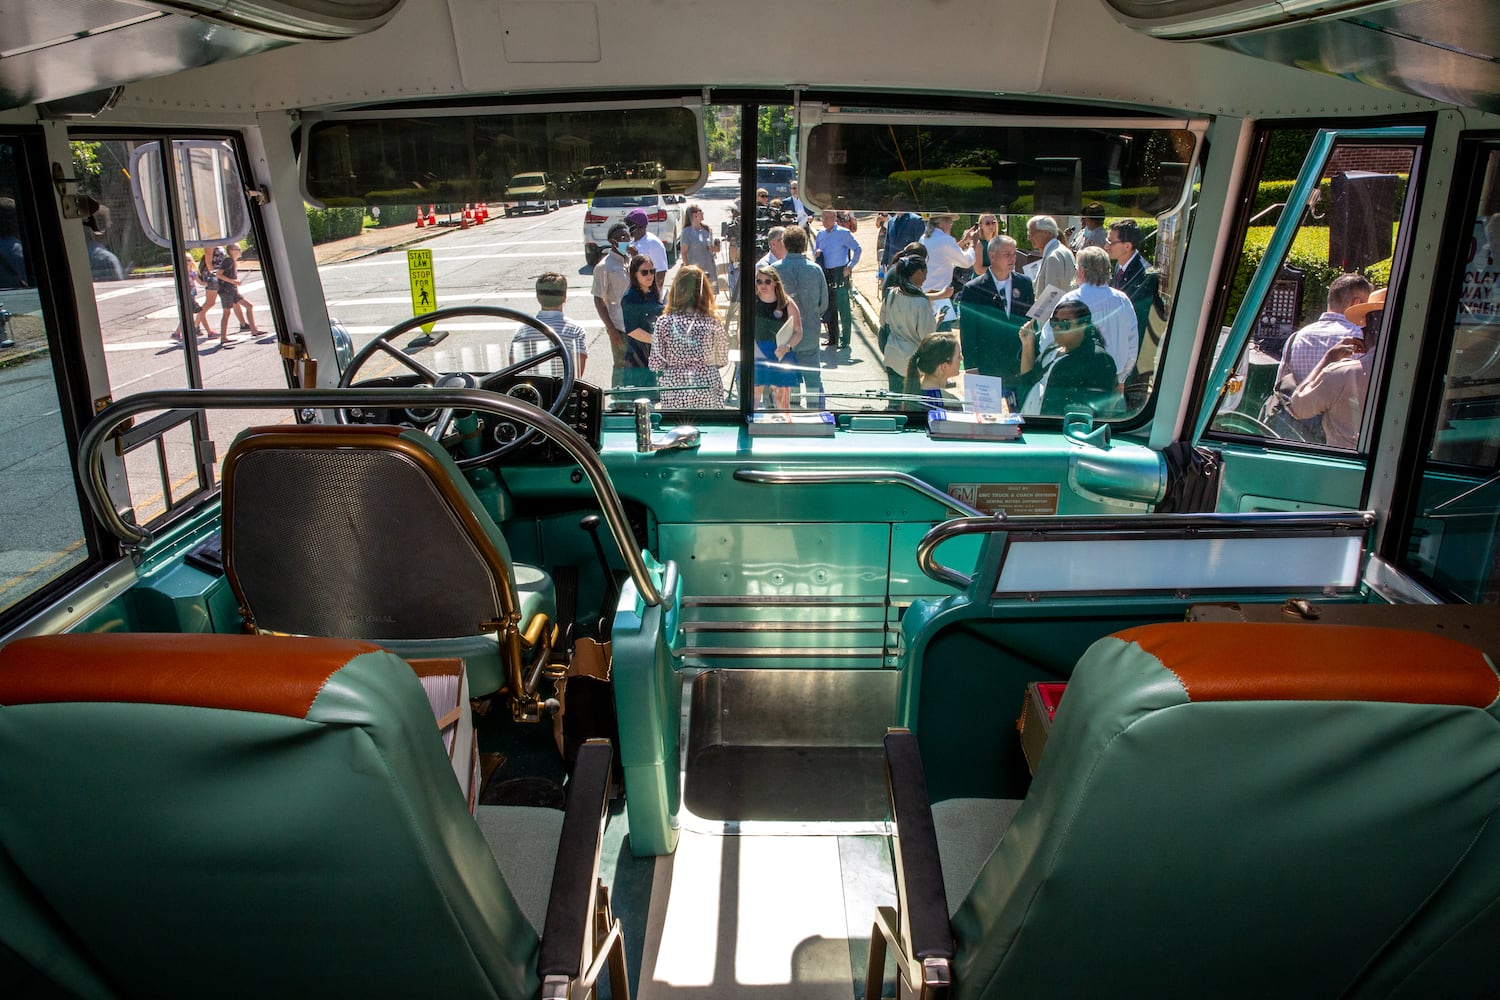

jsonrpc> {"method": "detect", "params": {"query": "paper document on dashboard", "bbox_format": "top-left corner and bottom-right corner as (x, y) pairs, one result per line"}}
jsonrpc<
(965, 374), (1006, 414)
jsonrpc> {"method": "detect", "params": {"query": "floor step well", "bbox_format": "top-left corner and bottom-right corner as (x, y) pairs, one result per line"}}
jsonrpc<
(684, 668), (898, 823)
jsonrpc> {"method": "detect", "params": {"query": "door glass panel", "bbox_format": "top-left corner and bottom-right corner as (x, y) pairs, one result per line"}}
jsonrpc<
(1403, 147), (1500, 604)
(1209, 134), (1416, 451)
(75, 136), (287, 530)
(0, 139), (89, 612)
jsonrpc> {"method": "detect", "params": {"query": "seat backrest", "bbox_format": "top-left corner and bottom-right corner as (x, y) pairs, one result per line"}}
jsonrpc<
(221, 424), (520, 641)
(950, 622), (1500, 1000)
(0, 633), (542, 999)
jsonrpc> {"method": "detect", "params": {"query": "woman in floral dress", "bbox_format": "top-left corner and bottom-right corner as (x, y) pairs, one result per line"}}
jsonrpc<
(649, 265), (728, 408)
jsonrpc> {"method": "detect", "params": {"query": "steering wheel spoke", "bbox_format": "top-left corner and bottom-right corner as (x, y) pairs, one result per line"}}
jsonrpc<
(481, 344), (564, 387)
(338, 305), (576, 464)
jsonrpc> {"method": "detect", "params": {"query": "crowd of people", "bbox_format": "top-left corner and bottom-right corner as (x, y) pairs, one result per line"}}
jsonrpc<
(880, 211), (1163, 416)
(576, 192), (1170, 416)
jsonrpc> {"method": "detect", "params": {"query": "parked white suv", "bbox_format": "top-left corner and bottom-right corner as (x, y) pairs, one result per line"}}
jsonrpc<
(583, 180), (684, 267)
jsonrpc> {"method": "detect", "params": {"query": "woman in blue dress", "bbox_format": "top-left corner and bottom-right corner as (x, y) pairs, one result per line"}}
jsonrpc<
(751, 265), (802, 410)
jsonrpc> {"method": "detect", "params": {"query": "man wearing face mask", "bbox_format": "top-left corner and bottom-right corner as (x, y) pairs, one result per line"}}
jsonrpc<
(592, 222), (633, 372)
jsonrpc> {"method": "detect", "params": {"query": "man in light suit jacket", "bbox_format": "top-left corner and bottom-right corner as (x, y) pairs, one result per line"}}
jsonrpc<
(958, 235), (1035, 404)
(1027, 215), (1076, 305)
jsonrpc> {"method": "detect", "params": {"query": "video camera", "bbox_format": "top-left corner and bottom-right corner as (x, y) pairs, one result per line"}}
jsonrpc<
(722, 203), (799, 256)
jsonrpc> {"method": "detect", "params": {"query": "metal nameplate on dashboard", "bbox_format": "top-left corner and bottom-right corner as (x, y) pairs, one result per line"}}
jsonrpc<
(947, 483), (1060, 516)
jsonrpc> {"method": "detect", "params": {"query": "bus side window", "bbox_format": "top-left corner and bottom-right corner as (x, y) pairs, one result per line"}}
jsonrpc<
(0, 137), (92, 614)
(72, 136), (284, 530)
(1402, 146), (1500, 604)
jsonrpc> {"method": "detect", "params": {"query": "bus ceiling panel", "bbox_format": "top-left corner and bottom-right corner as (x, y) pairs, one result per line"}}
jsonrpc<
(0, 0), (404, 112)
(1104, 0), (1500, 115)
(1214, 1), (1500, 117)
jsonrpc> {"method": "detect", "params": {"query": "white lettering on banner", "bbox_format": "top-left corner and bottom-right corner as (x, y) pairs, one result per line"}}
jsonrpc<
(1460, 216), (1500, 323)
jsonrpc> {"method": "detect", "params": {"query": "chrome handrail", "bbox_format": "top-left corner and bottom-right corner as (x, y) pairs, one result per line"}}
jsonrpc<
(916, 510), (1376, 591)
(733, 468), (985, 518)
(78, 387), (662, 607)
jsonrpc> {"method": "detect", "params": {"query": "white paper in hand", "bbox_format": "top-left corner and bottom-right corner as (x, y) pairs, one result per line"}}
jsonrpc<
(1027, 284), (1064, 323)
(774, 317), (797, 349)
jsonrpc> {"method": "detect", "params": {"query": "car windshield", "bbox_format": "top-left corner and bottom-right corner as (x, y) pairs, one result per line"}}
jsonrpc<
(510, 173), (545, 185)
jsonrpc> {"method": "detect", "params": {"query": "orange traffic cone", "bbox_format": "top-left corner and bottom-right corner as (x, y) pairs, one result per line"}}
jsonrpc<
(461, 204), (472, 229)
(477, 201), (488, 224)
(426, 205), (437, 228)
(414, 207), (425, 229)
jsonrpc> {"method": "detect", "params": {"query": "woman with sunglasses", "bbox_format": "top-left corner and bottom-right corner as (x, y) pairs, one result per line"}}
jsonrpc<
(620, 255), (662, 388)
(1017, 298), (1118, 416)
(751, 265), (803, 410)
(973, 214), (1000, 271)
(678, 203), (721, 295)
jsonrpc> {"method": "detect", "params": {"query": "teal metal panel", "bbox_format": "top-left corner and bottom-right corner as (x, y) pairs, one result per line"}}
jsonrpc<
(890, 523), (981, 598)
(611, 555), (682, 857)
(659, 523), (891, 597)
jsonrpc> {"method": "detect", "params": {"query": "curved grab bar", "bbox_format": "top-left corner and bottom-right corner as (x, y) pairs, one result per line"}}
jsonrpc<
(733, 468), (985, 518)
(915, 515), (1008, 590)
(916, 510), (1376, 591)
(78, 387), (662, 607)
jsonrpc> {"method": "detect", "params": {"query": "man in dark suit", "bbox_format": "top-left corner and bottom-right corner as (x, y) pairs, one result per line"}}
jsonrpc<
(1106, 220), (1163, 336)
(958, 235), (1035, 403)
(1107, 219), (1166, 409)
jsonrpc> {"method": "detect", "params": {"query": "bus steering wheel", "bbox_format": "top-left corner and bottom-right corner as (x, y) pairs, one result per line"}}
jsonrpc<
(339, 305), (576, 464)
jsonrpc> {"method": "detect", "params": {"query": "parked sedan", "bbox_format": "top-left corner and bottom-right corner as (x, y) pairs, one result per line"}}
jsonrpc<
(503, 172), (560, 216)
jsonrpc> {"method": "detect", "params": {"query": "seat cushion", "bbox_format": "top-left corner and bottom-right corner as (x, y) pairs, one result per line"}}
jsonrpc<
(932, 798), (1022, 917)
(475, 805), (565, 935)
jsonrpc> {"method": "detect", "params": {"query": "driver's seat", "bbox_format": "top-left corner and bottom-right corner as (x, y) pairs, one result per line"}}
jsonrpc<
(221, 424), (557, 713)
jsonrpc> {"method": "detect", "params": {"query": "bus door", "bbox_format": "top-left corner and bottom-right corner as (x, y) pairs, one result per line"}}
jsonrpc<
(1392, 137), (1500, 605)
(1193, 124), (1427, 513)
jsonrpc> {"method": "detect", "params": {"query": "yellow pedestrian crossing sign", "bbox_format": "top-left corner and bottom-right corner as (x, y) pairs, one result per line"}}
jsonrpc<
(408, 249), (437, 333)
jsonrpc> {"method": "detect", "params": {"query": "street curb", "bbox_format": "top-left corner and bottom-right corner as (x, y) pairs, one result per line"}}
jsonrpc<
(852, 286), (879, 336)
(316, 226), (450, 266)
(0, 345), (48, 370)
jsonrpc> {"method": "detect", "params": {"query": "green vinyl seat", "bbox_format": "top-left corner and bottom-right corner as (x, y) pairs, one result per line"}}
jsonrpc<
(868, 622), (1500, 999)
(221, 424), (557, 714)
(0, 633), (627, 999)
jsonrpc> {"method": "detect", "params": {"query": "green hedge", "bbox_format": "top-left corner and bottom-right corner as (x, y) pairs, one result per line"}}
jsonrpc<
(372, 204), (419, 226)
(1224, 225), (1393, 328)
(1249, 174), (1408, 223)
(304, 205), (365, 244)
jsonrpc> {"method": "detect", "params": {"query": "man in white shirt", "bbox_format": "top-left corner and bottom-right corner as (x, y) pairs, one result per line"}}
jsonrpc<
(786, 180), (811, 227)
(591, 222), (632, 370)
(920, 213), (976, 330)
(625, 209), (668, 292)
(1063, 246), (1139, 389)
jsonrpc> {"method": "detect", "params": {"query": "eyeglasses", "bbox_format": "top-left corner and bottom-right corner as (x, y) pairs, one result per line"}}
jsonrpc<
(638, 269), (656, 275)
(754, 277), (776, 286)
(1104, 237), (1127, 246)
